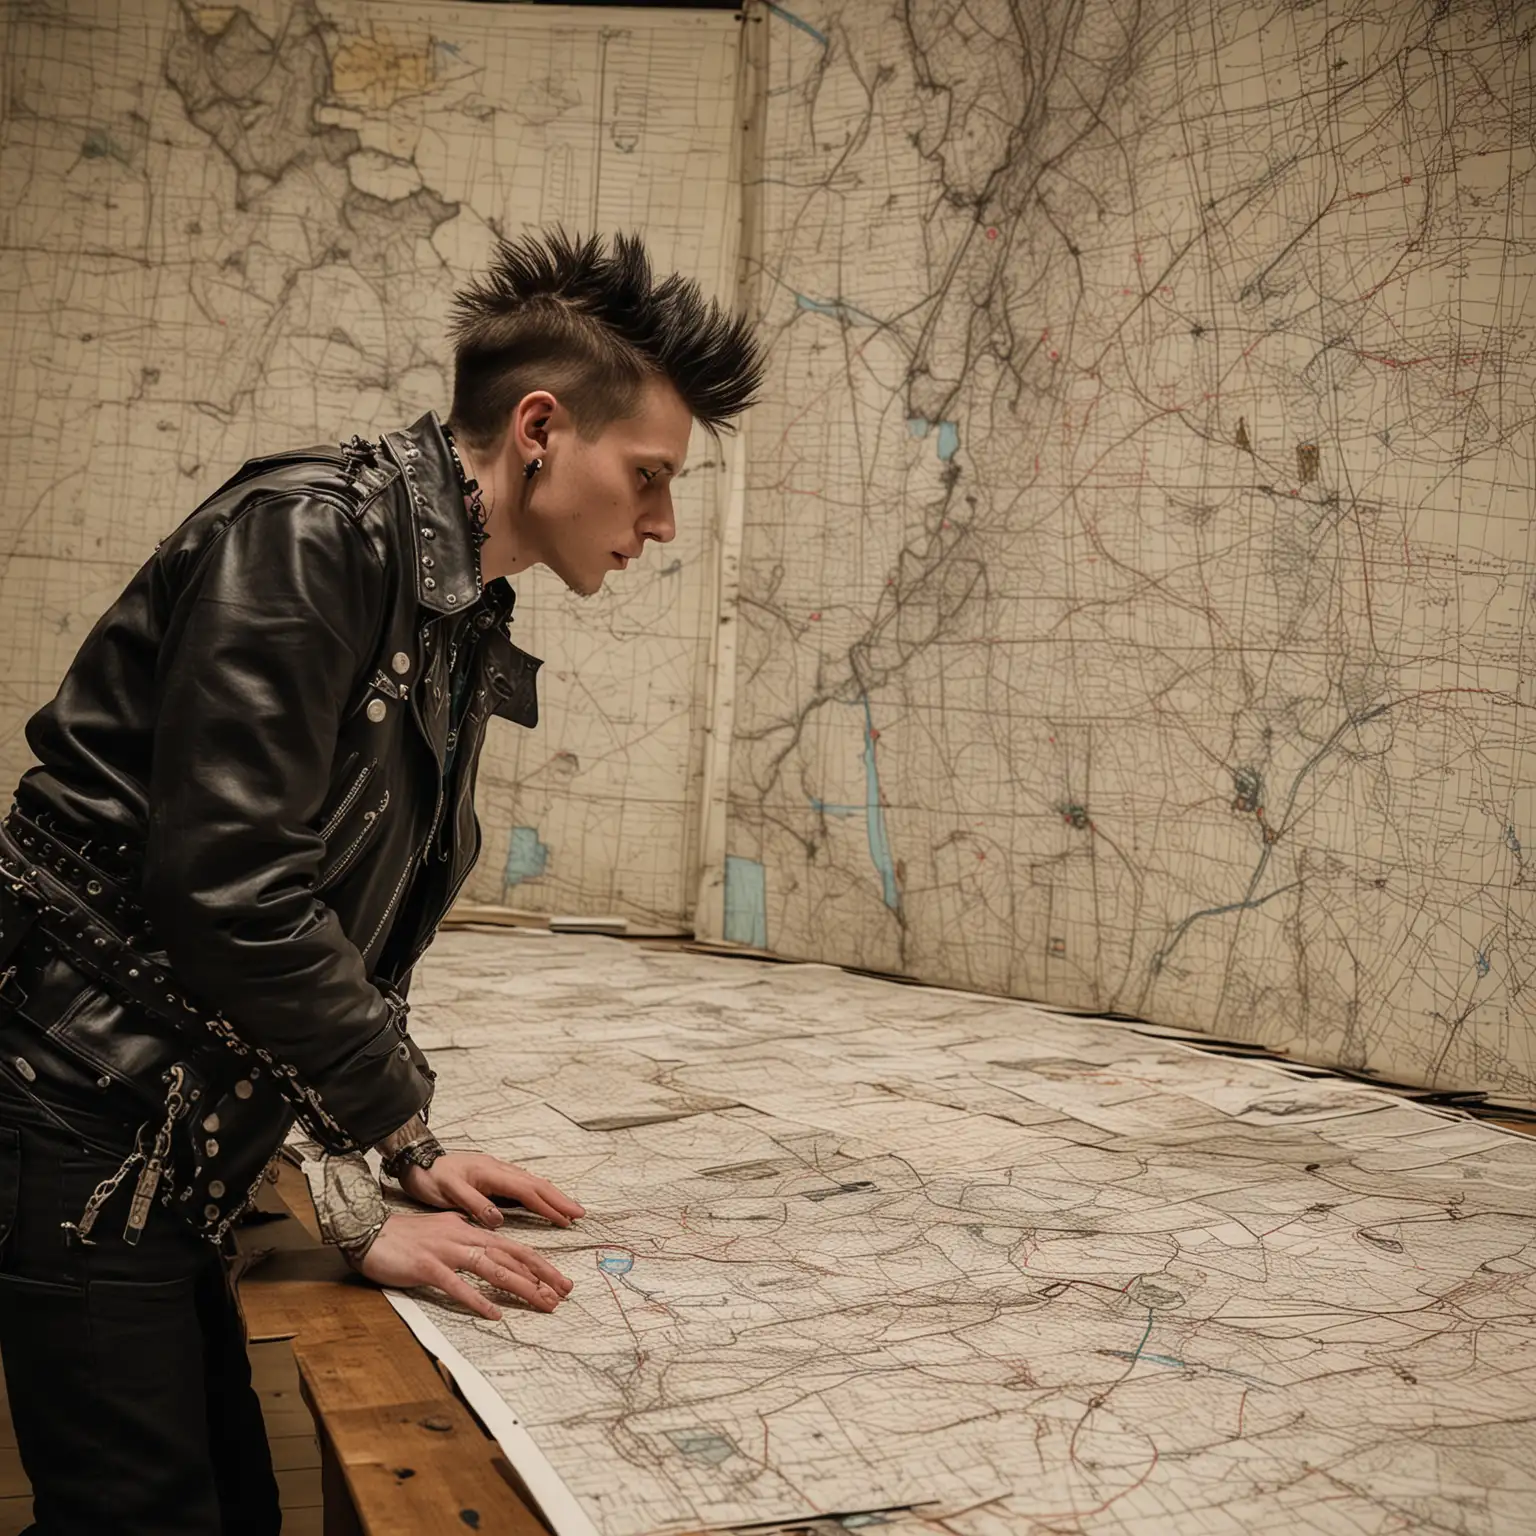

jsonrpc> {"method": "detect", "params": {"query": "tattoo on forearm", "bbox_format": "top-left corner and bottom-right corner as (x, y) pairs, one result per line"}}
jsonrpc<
(313, 1152), (388, 1258)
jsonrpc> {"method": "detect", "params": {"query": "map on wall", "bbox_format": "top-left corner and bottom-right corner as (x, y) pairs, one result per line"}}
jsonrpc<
(724, 0), (1535, 1102)
(0, 0), (741, 927)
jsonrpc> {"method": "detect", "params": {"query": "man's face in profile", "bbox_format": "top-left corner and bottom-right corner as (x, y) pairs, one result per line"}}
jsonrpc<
(531, 378), (692, 597)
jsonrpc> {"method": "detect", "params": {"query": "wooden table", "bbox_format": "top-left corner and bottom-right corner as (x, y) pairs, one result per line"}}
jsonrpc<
(237, 1164), (549, 1536)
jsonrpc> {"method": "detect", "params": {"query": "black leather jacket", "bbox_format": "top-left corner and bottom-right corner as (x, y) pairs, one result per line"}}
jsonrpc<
(11, 412), (540, 1155)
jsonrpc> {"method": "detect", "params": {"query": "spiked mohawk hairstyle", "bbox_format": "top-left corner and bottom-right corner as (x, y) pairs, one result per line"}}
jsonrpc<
(447, 230), (763, 449)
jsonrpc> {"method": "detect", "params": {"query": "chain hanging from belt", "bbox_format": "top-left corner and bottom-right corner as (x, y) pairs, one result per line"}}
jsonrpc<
(61, 1064), (190, 1246)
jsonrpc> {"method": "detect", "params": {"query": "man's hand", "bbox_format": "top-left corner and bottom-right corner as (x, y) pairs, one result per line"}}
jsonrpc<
(353, 1210), (573, 1320)
(397, 1152), (586, 1232)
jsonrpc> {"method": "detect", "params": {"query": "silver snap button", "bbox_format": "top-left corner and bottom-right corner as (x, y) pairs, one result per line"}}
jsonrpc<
(366, 699), (388, 723)
(423, 577), (436, 590)
(391, 652), (411, 674)
(234, 1080), (253, 1100)
(422, 528), (435, 540)
(86, 880), (103, 895)
(446, 593), (458, 605)
(13, 1057), (35, 1083)
(203, 1203), (221, 1221)
(203, 1113), (220, 1133)
(421, 555), (434, 568)
(97, 1074), (112, 1089)
(208, 1180), (226, 1199)
(396, 1043), (410, 1059)
(205, 1138), (220, 1158)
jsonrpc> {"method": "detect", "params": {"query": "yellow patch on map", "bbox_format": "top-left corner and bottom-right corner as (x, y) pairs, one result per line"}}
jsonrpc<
(193, 7), (239, 34)
(331, 32), (436, 110)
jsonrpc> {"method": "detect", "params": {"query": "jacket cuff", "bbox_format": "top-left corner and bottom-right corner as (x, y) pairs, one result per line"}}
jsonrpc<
(307, 1019), (434, 1148)
(309, 1151), (389, 1254)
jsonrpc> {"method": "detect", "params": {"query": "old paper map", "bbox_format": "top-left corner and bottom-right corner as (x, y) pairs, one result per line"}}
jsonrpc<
(0, 0), (740, 928)
(723, 0), (1535, 1101)
(386, 930), (1536, 1534)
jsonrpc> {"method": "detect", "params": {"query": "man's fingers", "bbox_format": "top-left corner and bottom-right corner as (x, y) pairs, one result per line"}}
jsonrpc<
(446, 1178), (505, 1228)
(533, 1179), (587, 1221)
(510, 1188), (572, 1228)
(424, 1258), (502, 1322)
(462, 1246), (560, 1312)
(485, 1234), (573, 1294)
(476, 1168), (575, 1228)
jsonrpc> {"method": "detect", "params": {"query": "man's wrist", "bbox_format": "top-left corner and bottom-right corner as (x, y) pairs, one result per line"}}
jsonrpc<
(381, 1137), (446, 1182)
(314, 1152), (389, 1256)
(376, 1112), (446, 1182)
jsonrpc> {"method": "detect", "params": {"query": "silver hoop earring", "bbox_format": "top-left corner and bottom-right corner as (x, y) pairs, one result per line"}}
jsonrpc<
(523, 457), (543, 481)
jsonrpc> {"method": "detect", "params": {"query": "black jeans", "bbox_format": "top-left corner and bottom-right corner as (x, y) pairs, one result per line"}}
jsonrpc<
(0, 1067), (281, 1535)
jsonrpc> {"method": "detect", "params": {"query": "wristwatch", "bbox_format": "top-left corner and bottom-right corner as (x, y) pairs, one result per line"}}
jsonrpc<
(377, 1112), (446, 1183)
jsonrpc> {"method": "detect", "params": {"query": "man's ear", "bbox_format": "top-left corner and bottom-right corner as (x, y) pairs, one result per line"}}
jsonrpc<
(512, 390), (559, 460)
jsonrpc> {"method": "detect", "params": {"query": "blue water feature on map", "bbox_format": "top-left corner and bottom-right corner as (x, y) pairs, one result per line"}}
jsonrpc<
(1507, 824), (1523, 856)
(723, 856), (768, 949)
(794, 293), (879, 326)
(905, 416), (960, 460)
(765, 1), (829, 46)
(809, 798), (861, 817)
(1103, 1347), (1269, 1385)
(503, 826), (549, 888)
(807, 705), (900, 910)
(597, 1252), (633, 1275)
(862, 696), (900, 910)
(1476, 951), (1491, 977)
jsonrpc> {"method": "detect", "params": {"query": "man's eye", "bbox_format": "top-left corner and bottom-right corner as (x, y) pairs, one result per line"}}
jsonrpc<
(638, 467), (658, 485)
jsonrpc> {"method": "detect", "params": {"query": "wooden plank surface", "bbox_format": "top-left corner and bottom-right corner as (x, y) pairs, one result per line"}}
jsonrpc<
(239, 1161), (550, 1536)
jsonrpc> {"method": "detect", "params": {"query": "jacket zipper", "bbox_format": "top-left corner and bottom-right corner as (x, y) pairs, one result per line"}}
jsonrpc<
(399, 692), (496, 973)
(318, 759), (376, 842)
(359, 618), (445, 959)
(317, 789), (390, 891)
(362, 778), (441, 958)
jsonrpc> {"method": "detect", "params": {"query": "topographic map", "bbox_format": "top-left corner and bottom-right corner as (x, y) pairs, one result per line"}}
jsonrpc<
(0, 0), (741, 927)
(723, 1), (1536, 1102)
(384, 928), (1536, 1535)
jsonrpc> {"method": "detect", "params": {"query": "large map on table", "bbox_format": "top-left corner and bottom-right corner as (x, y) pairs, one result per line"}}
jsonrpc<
(723, 0), (1535, 1101)
(392, 929), (1536, 1535)
(0, 0), (740, 927)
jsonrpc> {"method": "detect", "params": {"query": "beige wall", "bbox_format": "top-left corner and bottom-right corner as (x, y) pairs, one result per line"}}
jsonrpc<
(0, 0), (741, 928)
(3, 0), (1530, 1103)
(718, 0), (1535, 1103)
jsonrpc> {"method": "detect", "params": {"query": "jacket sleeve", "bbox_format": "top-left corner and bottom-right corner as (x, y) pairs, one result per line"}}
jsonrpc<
(141, 492), (431, 1149)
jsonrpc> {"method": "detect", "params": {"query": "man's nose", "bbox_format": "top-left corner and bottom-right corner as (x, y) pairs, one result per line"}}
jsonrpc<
(641, 494), (676, 544)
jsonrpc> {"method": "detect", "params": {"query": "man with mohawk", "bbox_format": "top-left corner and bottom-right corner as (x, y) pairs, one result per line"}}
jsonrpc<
(0, 231), (763, 1534)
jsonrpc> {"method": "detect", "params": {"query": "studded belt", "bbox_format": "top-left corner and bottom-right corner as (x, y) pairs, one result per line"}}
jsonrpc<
(0, 812), (347, 1243)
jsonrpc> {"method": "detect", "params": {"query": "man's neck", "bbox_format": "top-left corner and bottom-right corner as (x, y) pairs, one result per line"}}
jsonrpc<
(457, 436), (535, 584)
